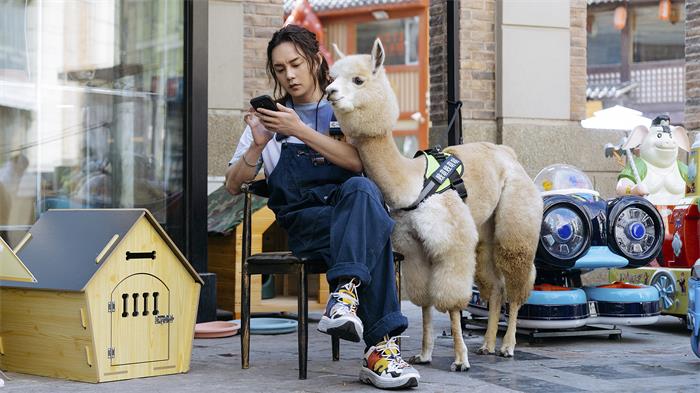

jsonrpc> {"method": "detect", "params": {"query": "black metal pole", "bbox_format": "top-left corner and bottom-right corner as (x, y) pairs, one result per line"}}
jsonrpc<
(446, 0), (461, 146)
(241, 187), (252, 370)
(184, 0), (208, 273)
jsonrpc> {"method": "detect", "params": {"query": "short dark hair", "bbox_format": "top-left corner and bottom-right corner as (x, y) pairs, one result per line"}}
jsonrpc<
(266, 24), (330, 102)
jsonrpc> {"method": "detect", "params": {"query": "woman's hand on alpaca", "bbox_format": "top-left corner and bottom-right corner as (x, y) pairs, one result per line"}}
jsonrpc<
(257, 104), (305, 138)
(244, 109), (274, 148)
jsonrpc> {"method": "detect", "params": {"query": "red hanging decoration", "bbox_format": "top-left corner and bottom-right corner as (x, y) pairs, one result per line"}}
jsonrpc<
(284, 0), (333, 65)
(659, 0), (671, 21)
(613, 5), (627, 30)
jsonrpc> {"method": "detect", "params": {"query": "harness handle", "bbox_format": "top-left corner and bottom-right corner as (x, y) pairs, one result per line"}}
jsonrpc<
(446, 100), (463, 145)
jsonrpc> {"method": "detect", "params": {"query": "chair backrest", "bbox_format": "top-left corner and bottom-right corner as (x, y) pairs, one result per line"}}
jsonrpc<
(241, 179), (269, 260)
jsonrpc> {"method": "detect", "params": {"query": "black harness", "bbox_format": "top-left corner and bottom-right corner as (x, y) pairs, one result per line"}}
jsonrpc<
(402, 146), (468, 211)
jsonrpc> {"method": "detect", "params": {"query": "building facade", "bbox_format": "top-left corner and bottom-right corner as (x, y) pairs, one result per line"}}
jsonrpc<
(207, 0), (284, 183)
(286, 0), (431, 156)
(685, 0), (700, 130)
(586, 0), (686, 122)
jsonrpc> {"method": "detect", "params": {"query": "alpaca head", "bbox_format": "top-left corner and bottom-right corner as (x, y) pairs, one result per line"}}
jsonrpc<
(326, 39), (399, 138)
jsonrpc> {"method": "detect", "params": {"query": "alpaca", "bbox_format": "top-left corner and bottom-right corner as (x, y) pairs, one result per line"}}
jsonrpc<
(326, 39), (543, 370)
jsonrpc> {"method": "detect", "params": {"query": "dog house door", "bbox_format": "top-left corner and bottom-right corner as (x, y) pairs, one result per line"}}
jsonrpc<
(110, 273), (170, 365)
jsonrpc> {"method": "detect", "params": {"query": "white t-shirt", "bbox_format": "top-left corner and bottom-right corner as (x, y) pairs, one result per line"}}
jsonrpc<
(229, 99), (333, 177)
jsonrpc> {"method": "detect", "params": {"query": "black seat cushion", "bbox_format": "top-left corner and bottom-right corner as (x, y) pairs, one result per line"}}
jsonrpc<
(246, 251), (328, 274)
(247, 251), (300, 263)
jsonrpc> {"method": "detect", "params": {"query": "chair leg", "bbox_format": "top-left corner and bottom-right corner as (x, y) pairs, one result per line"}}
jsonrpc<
(394, 258), (401, 305)
(298, 266), (308, 379)
(241, 270), (251, 369)
(394, 257), (402, 349)
(332, 336), (340, 361)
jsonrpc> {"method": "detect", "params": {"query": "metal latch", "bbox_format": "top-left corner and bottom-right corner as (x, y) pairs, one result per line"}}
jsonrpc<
(108, 301), (115, 313)
(155, 314), (174, 324)
(107, 347), (115, 359)
(588, 301), (598, 318)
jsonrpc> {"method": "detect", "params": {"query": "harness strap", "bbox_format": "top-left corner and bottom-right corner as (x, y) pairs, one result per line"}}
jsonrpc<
(402, 147), (468, 211)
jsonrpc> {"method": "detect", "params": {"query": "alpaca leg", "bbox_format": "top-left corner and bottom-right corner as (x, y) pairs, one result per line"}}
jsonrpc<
(411, 195), (477, 313)
(449, 309), (470, 372)
(392, 218), (436, 364)
(406, 194), (477, 368)
(474, 228), (502, 355)
(492, 175), (541, 358)
(408, 306), (434, 364)
(392, 217), (433, 306)
(477, 288), (502, 355)
(500, 302), (522, 358)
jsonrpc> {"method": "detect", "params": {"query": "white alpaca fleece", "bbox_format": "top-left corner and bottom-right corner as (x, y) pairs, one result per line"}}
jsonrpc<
(328, 38), (543, 367)
(394, 192), (477, 313)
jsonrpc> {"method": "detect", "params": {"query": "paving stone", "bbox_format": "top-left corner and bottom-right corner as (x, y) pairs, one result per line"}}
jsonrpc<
(2, 302), (700, 392)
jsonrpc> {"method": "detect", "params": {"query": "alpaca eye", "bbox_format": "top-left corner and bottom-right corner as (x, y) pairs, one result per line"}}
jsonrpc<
(353, 77), (364, 86)
(657, 133), (662, 138)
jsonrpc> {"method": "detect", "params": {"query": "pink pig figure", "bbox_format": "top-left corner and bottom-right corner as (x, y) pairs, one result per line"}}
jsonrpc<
(616, 115), (690, 205)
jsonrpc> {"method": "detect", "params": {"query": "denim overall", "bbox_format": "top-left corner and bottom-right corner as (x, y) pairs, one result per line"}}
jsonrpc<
(266, 142), (408, 346)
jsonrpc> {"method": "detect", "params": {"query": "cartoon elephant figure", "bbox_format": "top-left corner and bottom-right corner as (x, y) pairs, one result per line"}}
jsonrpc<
(616, 115), (690, 205)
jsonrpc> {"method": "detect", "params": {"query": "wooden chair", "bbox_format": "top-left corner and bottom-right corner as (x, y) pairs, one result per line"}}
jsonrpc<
(240, 179), (402, 379)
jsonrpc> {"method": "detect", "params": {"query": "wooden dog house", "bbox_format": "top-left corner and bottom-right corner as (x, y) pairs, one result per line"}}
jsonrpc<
(0, 209), (203, 383)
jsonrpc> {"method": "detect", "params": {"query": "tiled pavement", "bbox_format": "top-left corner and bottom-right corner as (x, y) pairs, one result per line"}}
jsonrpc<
(2, 301), (700, 392)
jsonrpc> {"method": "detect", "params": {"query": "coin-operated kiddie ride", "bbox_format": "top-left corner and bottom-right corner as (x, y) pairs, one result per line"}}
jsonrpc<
(469, 164), (663, 339)
(689, 261), (700, 357)
(607, 116), (693, 319)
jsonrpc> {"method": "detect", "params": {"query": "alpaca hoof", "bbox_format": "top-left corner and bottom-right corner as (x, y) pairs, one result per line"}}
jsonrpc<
(450, 362), (470, 372)
(476, 346), (494, 355)
(498, 347), (514, 358)
(408, 354), (431, 364)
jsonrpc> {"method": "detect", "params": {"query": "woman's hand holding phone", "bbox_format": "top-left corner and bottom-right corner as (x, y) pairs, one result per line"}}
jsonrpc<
(257, 104), (304, 139)
(244, 109), (273, 148)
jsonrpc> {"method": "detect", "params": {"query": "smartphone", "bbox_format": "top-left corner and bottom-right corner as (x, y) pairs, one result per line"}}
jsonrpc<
(250, 95), (278, 112)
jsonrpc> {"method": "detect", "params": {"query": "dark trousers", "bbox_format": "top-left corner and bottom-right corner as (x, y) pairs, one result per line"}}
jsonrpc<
(267, 143), (407, 346)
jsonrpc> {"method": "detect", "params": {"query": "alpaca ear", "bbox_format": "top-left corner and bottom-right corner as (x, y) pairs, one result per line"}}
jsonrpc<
(332, 43), (345, 59)
(370, 38), (385, 74)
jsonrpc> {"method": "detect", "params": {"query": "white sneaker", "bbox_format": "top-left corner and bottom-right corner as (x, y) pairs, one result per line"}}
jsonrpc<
(317, 279), (363, 342)
(360, 336), (420, 389)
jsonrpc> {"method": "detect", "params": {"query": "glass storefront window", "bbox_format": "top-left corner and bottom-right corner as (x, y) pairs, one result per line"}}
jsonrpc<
(633, 5), (685, 63)
(587, 10), (621, 66)
(0, 0), (185, 247)
(356, 16), (419, 66)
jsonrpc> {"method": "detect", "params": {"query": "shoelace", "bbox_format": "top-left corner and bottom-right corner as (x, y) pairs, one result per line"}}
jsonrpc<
(331, 279), (360, 317)
(374, 336), (410, 368)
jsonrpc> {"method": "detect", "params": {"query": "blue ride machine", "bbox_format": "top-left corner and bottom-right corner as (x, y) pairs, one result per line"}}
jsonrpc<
(470, 164), (663, 329)
(689, 261), (700, 357)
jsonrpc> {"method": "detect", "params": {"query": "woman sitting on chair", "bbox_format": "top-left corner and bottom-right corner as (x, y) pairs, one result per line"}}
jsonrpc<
(225, 24), (419, 389)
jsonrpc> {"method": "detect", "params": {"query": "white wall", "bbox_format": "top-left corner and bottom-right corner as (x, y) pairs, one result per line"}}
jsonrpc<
(208, 1), (244, 110)
(497, 0), (571, 120)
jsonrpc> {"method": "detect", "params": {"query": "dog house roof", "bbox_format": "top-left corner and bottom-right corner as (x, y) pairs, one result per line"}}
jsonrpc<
(0, 209), (203, 290)
(0, 236), (36, 283)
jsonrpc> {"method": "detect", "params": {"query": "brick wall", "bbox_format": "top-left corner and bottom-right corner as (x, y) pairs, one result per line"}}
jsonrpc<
(428, 0), (497, 146)
(570, 0), (587, 121)
(208, 0), (284, 176)
(686, 1), (700, 130)
(243, 0), (285, 107)
(459, 0), (496, 121)
(429, 0), (449, 146)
